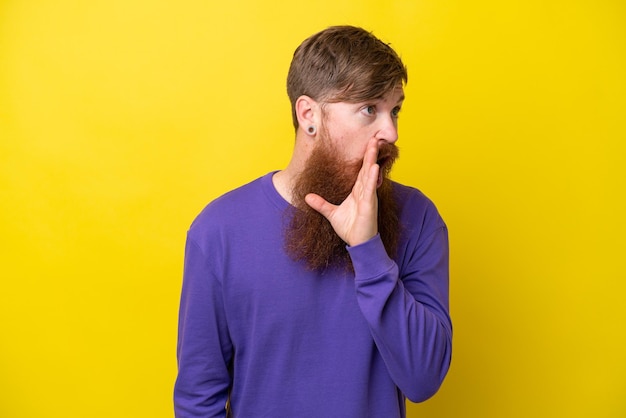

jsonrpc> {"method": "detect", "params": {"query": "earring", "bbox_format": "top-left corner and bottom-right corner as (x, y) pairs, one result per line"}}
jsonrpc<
(307, 125), (317, 135)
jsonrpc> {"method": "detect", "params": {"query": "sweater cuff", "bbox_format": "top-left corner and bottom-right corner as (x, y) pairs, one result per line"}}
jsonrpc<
(346, 234), (395, 281)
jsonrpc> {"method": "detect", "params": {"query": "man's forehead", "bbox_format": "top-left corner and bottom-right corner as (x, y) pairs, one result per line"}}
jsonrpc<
(323, 86), (405, 107)
(371, 87), (405, 104)
(390, 88), (405, 103)
(371, 86), (404, 102)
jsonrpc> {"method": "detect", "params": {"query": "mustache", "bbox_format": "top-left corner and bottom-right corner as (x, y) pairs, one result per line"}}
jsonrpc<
(376, 143), (400, 174)
(377, 142), (399, 161)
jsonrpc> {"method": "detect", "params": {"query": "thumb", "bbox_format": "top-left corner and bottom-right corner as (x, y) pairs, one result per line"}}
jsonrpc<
(304, 193), (336, 220)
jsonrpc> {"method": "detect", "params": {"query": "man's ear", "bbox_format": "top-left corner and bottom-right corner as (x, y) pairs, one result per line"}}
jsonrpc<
(295, 95), (319, 134)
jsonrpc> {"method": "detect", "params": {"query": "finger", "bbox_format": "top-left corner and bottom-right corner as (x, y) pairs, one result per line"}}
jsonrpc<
(358, 139), (380, 198)
(363, 137), (379, 168)
(364, 162), (379, 197)
(354, 138), (379, 194)
(304, 193), (336, 220)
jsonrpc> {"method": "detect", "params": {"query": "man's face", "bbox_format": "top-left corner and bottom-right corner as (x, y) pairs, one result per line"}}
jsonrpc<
(283, 87), (404, 271)
(318, 86), (405, 183)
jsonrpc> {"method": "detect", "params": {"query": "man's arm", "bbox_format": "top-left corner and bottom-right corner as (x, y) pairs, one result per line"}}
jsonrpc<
(174, 236), (232, 418)
(348, 228), (452, 402)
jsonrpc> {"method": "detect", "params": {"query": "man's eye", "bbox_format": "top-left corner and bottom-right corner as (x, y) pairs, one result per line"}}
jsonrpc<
(364, 105), (375, 115)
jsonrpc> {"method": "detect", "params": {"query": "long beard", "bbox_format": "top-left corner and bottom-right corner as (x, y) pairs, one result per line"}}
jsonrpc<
(284, 138), (400, 272)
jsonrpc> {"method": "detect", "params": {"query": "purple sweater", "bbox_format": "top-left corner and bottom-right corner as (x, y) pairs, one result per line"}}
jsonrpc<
(174, 172), (452, 417)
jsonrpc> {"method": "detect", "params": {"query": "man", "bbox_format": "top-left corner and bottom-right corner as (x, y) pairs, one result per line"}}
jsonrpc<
(174, 25), (452, 417)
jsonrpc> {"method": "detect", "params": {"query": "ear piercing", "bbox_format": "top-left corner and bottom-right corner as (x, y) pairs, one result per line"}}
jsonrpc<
(307, 125), (317, 135)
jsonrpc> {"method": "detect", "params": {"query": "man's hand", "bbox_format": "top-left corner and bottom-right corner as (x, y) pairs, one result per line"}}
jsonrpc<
(305, 137), (380, 247)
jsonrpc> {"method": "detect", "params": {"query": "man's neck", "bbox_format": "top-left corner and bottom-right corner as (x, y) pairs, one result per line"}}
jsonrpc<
(271, 169), (295, 204)
(272, 134), (313, 204)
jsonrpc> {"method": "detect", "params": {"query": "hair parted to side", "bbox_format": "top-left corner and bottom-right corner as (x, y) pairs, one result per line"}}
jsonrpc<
(287, 25), (408, 131)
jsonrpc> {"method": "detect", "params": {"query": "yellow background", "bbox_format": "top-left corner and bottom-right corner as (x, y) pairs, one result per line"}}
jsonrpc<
(1, 0), (624, 417)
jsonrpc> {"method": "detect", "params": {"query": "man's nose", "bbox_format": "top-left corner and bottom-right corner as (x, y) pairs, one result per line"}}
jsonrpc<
(376, 116), (399, 144)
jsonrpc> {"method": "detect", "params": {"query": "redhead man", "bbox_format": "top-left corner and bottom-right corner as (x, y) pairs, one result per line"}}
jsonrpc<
(174, 25), (452, 418)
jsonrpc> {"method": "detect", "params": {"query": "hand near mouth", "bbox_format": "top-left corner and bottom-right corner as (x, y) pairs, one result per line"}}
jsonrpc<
(304, 137), (380, 247)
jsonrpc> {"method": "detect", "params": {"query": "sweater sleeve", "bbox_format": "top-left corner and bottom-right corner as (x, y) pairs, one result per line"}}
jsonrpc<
(174, 235), (233, 418)
(348, 226), (452, 403)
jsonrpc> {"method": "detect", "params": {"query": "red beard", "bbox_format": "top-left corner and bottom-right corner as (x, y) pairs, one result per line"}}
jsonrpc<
(284, 137), (400, 272)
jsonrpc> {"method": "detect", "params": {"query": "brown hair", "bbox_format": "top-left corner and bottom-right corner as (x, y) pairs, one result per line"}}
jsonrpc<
(286, 25), (408, 130)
